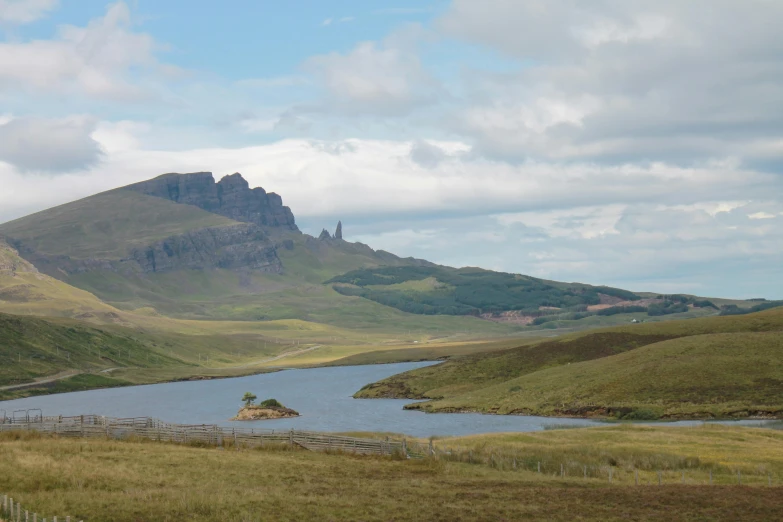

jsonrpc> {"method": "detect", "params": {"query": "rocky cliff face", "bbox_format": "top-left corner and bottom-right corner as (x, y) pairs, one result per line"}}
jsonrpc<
(12, 223), (283, 276)
(127, 223), (281, 273)
(124, 172), (298, 231)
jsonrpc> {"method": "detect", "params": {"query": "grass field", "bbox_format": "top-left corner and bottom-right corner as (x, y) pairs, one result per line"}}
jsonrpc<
(0, 426), (781, 521)
(357, 308), (783, 419)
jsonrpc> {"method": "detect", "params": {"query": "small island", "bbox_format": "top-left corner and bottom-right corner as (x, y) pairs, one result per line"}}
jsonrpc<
(231, 393), (300, 421)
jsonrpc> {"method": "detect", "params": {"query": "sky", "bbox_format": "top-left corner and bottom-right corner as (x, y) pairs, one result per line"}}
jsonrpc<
(0, 0), (781, 299)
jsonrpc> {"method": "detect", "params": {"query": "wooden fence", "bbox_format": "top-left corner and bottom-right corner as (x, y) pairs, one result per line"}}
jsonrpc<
(0, 414), (414, 457)
(1, 413), (775, 488)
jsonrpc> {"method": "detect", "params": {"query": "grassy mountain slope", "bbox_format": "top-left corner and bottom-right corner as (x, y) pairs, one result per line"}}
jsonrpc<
(0, 190), (237, 259)
(413, 331), (783, 418)
(0, 241), (124, 320)
(0, 312), (184, 388)
(357, 308), (783, 418)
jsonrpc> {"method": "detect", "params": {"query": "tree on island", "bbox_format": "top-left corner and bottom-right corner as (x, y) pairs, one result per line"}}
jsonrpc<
(242, 392), (257, 407)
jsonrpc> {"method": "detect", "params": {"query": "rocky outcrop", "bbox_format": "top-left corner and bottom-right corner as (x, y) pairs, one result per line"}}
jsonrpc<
(318, 222), (343, 241)
(12, 223), (283, 276)
(123, 172), (298, 231)
(334, 221), (343, 240)
(231, 405), (300, 420)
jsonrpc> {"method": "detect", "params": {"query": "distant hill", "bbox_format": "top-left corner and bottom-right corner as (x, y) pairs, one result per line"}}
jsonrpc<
(328, 265), (641, 316)
(356, 307), (783, 419)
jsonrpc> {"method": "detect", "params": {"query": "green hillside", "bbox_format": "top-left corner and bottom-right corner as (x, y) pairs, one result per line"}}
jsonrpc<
(327, 265), (640, 315)
(0, 312), (184, 389)
(0, 190), (238, 259)
(356, 308), (783, 419)
(411, 331), (783, 419)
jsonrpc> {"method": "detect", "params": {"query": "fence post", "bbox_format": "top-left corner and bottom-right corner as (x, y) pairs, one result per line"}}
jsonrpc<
(402, 438), (407, 457)
(681, 471), (685, 484)
(289, 429), (294, 448)
(609, 468), (613, 483)
(560, 463), (564, 478)
(512, 458), (517, 470)
(537, 461), (541, 473)
(428, 439), (434, 457)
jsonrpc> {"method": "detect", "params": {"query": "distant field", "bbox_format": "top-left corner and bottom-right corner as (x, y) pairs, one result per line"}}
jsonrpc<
(1, 426), (781, 521)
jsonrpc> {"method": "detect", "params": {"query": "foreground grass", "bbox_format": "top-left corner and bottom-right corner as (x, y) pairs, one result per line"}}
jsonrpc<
(1, 428), (782, 522)
(434, 424), (783, 485)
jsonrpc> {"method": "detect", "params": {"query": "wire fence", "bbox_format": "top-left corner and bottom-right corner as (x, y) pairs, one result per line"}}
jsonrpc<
(1, 494), (82, 522)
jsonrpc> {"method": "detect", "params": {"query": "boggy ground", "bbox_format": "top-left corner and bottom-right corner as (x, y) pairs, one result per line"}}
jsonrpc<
(1, 428), (782, 521)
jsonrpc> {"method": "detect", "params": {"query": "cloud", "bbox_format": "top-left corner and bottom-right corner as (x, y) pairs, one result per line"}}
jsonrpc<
(438, 0), (783, 166)
(322, 16), (354, 27)
(0, 115), (103, 172)
(0, 1), (171, 100)
(302, 28), (442, 116)
(409, 140), (446, 168)
(0, 0), (58, 24)
(0, 134), (779, 297)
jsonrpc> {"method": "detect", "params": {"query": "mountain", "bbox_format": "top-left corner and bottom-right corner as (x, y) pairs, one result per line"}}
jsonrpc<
(0, 173), (516, 337)
(0, 172), (757, 332)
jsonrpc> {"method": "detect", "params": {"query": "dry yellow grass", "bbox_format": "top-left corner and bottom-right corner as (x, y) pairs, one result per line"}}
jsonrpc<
(1, 429), (782, 521)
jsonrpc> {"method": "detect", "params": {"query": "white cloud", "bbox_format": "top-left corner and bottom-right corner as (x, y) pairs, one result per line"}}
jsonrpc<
(322, 16), (354, 27)
(0, 115), (103, 172)
(303, 28), (441, 116)
(0, 1), (171, 100)
(749, 212), (776, 220)
(0, 134), (779, 297)
(0, 0), (58, 24)
(439, 0), (783, 165)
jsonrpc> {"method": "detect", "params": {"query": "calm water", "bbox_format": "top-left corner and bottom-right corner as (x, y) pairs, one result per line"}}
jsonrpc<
(0, 362), (774, 437)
